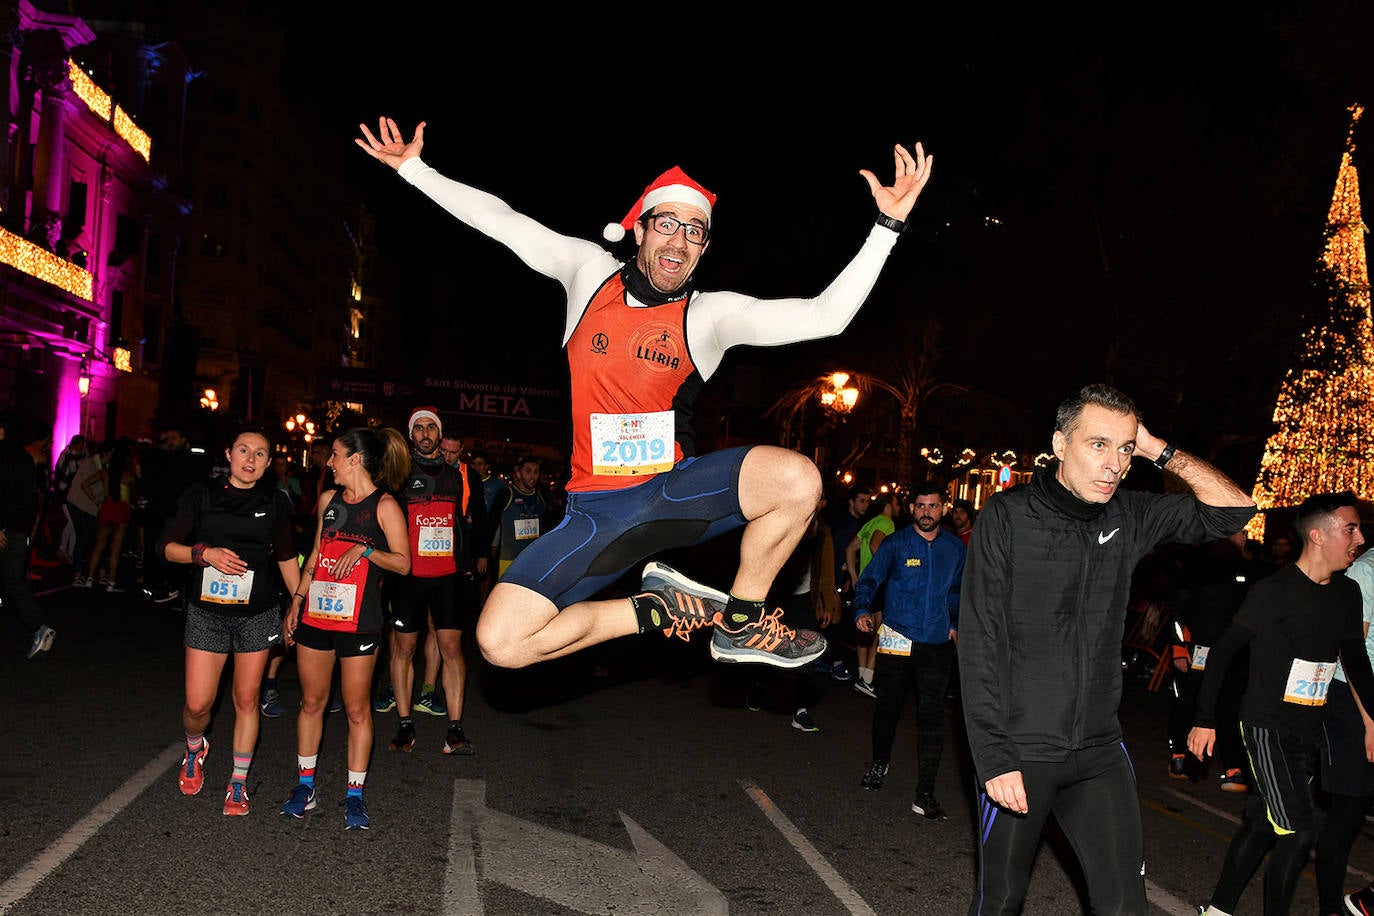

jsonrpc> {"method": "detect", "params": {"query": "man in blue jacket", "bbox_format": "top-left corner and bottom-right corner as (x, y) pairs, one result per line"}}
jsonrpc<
(854, 483), (965, 820)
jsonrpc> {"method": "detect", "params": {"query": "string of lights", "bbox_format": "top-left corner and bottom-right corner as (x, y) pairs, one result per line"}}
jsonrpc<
(1247, 104), (1372, 541)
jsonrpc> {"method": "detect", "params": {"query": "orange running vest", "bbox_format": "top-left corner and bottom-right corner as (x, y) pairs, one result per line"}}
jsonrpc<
(565, 275), (698, 493)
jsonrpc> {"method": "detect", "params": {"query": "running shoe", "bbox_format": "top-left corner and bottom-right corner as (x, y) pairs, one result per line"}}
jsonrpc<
(178, 738), (209, 796)
(73, 574), (93, 588)
(711, 608), (826, 668)
(372, 686), (396, 713)
(98, 575), (113, 588)
(260, 687), (283, 718)
(912, 793), (948, 821)
(638, 561), (728, 641)
(1169, 754), (1188, 779)
(144, 585), (180, 604)
(223, 781), (250, 816)
(280, 782), (317, 818)
(854, 678), (878, 699)
(830, 660), (855, 682)
(415, 691), (447, 716)
(105, 581), (125, 593)
(1345, 883), (1374, 915)
(344, 795), (370, 830)
(327, 693), (343, 714)
(861, 760), (889, 791)
(443, 724), (475, 756)
(27, 624), (56, 659)
(791, 708), (819, 733)
(1219, 769), (1248, 793)
(389, 721), (416, 752)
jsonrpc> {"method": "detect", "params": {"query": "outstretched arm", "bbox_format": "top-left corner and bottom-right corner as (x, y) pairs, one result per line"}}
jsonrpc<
(688, 140), (934, 377)
(355, 116), (610, 304)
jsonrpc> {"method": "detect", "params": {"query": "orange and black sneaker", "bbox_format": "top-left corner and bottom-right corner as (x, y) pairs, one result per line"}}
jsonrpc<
(711, 607), (826, 669)
(638, 562), (728, 642)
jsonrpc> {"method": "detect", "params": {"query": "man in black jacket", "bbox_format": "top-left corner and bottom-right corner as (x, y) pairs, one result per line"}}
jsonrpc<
(959, 384), (1255, 915)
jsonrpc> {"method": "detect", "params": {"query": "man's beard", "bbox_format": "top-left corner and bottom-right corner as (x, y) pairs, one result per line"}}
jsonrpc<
(915, 517), (940, 532)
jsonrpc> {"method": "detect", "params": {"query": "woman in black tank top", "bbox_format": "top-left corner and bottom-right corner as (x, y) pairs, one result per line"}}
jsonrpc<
(280, 427), (410, 830)
(159, 428), (301, 815)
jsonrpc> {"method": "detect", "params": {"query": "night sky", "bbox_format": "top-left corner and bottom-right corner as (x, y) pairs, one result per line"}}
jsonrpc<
(264, 6), (1374, 482)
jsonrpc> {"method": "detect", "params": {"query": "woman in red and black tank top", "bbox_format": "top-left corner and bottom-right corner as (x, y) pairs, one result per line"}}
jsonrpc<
(281, 427), (410, 829)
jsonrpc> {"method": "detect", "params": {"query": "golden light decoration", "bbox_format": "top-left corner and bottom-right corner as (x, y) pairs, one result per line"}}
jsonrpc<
(0, 225), (93, 300)
(112, 346), (132, 373)
(67, 61), (110, 119)
(112, 106), (151, 163)
(1247, 104), (1373, 542)
(68, 61), (151, 163)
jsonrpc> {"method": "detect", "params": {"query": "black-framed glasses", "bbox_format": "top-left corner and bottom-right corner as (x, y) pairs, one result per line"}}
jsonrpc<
(643, 213), (710, 246)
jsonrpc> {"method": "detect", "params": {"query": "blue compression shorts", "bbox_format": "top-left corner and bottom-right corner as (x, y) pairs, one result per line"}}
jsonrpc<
(500, 446), (751, 608)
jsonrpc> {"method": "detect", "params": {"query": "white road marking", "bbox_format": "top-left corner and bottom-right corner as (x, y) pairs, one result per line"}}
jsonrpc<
(0, 743), (183, 912)
(1162, 786), (1374, 883)
(445, 779), (484, 916)
(1145, 877), (1200, 915)
(741, 780), (876, 916)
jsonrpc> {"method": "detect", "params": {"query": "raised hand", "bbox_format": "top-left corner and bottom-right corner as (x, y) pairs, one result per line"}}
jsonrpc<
(860, 141), (933, 223)
(355, 117), (425, 171)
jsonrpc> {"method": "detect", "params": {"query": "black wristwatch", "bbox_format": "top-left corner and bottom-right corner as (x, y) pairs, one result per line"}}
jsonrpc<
(1153, 443), (1177, 471)
(875, 213), (907, 234)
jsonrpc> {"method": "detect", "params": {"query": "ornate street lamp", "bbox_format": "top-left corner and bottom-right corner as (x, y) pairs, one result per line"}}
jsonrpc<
(818, 371), (859, 413)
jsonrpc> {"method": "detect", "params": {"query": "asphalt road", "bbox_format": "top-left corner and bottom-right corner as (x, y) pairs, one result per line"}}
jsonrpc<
(4, 565), (1374, 915)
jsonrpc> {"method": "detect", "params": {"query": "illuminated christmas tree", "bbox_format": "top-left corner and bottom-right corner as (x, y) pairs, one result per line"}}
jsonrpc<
(1248, 104), (1373, 540)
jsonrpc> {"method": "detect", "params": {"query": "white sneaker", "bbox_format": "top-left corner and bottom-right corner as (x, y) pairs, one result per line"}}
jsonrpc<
(854, 678), (878, 699)
(27, 624), (56, 659)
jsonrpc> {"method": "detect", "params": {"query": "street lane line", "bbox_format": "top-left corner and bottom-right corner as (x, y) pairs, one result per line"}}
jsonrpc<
(1160, 787), (1374, 884)
(1145, 877), (1200, 915)
(0, 743), (182, 913)
(740, 780), (876, 916)
(445, 779), (484, 916)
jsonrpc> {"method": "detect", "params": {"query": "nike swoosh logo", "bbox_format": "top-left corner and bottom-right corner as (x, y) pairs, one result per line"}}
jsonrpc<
(359, 643), (375, 651)
(254, 511), (267, 517)
(1098, 528), (1120, 545)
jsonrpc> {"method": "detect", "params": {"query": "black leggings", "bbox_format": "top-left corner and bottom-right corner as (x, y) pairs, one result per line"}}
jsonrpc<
(1208, 724), (1318, 916)
(968, 743), (1146, 915)
(1316, 793), (1372, 913)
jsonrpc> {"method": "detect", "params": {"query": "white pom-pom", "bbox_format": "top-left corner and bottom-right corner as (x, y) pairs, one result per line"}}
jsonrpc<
(603, 223), (626, 243)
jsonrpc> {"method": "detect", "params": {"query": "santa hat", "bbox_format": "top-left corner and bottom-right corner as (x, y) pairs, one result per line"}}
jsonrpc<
(603, 166), (716, 243)
(407, 407), (442, 436)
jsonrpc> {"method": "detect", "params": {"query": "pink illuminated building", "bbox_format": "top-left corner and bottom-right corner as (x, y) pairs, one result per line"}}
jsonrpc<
(0, 0), (192, 458)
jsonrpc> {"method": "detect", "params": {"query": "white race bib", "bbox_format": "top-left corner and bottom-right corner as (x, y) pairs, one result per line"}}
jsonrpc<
(590, 410), (675, 476)
(418, 525), (453, 557)
(200, 568), (254, 605)
(514, 517), (540, 541)
(1283, 658), (1336, 706)
(876, 623), (913, 657)
(1190, 645), (1210, 671)
(306, 580), (359, 623)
